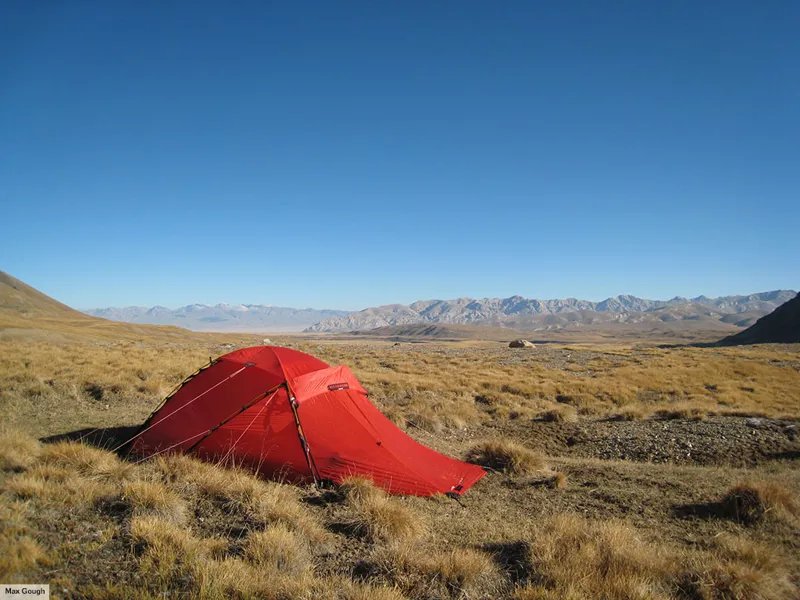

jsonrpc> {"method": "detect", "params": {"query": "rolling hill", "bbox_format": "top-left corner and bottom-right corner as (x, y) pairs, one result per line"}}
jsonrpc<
(0, 270), (93, 321)
(0, 271), (255, 343)
(717, 292), (800, 345)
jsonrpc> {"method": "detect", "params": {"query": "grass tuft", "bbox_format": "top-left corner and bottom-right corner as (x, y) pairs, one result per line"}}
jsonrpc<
(514, 513), (671, 599)
(466, 440), (545, 475)
(0, 428), (43, 472)
(339, 477), (424, 543)
(539, 405), (579, 423)
(245, 524), (310, 574)
(677, 534), (795, 600)
(547, 472), (567, 489)
(718, 481), (800, 525)
(122, 480), (187, 525)
(40, 441), (133, 481)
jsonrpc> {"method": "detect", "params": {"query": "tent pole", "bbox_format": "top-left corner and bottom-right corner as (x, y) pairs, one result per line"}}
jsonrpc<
(289, 395), (321, 487)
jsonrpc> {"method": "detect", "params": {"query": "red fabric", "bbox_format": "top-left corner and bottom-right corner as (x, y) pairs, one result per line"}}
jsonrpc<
(131, 346), (486, 496)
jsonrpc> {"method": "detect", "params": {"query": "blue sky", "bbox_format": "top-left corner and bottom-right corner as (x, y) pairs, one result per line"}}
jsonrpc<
(1, 2), (797, 310)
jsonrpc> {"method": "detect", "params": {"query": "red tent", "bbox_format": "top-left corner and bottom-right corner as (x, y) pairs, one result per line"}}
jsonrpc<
(130, 346), (485, 496)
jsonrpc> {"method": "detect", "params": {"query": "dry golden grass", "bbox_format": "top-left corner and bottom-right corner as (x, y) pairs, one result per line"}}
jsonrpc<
(368, 543), (499, 599)
(513, 513), (672, 599)
(6, 466), (118, 507)
(2, 334), (800, 597)
(539, 405), (578, 423)
(547, 471), (567, 489)
(339, 474), (385, 504)
(654, 405), (707, 421)
(677, 534), (796, 600)
(339, 476), (424, 543)
(306, 342), (800, 427)
(40, 440), (134, 481)
(466, 440), (545, 475)
(0, 501), (47, 581)
(610, 406), (650, 421)
(244, 523), (311, 574)
(1, 426), (799, 599)
(718, 481), (800, 525)
(122, 480), (188, 525)
(0, 428), (42, 471)
(156, 453), (328, 541)
(3, 337), (799, 444)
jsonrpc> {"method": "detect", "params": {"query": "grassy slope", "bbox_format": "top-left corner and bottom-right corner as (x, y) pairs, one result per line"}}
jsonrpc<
(0, 270), (261, 344)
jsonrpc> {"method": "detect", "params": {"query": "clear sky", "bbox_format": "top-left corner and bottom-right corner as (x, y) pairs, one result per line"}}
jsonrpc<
(1, 2), (798, 310)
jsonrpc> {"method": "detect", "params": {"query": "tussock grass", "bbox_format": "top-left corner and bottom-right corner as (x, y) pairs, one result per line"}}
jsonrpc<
(339, 476), (424, 543)
(610, 406), (649, 421)
(156, 453), (327, 541)
(3, 338), (800, 597)
(466, 440), (545, 475)
(654, 405), (707, 421)
(718, 481), (800, 525)
(0, 535), (46, 582)
(309, 342), (800, 424)
(433, 547), (497, 597)
(539, 405), (578, 423)
(678, 534), (796, 600)
(122, 480), (187, 525)
(339, 475), (385, 504)
(368, 543), (498, 598)
(0, 428), (42, 471)
(7, 464), (117, 507)
(0, 502), (47, 580)
(245, 524), (310, 574)
(513, 514), (671, 599)
(547, 472), (567, 489)
(40, 440), (133, 481)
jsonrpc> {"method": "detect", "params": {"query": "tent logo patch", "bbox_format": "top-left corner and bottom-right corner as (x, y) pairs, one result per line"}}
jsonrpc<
(327, 382), (349, 391)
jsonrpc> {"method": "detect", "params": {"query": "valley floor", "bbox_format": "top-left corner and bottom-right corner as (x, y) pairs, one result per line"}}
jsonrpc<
(1, 336), (799, 599)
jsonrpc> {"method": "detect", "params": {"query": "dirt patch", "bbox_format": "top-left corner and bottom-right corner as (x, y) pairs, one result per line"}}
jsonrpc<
(490, 416), (800, 468)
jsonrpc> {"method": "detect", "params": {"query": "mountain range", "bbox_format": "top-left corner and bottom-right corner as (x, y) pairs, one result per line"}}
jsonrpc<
(83, 304), (351, 333)
(304, 291), (797, 333)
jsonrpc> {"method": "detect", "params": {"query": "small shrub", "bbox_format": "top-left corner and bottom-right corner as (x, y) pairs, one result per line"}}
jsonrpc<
(466, 440), (545, 475)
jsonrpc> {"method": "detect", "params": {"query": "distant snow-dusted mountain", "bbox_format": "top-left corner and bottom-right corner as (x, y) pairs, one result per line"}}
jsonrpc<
(303, 291), (797, 333)
(84, 304), (351, 332)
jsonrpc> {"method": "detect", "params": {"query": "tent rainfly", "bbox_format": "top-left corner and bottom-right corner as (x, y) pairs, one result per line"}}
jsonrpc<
(128, 346), (485, 496)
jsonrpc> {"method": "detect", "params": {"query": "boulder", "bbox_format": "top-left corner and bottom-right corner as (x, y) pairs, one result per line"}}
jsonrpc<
(509, 339), (535, 348)
(262, 338), (273, 345)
